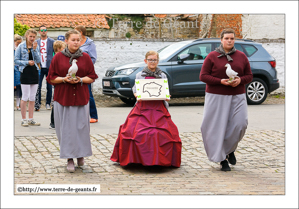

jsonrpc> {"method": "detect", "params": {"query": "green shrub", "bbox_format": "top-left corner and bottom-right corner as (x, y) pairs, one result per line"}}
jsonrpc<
(126, 32), (132, 38)
(14, 18), (30, 36)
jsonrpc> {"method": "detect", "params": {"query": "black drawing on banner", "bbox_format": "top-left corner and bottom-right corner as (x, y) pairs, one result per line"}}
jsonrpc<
(143, 82), (162, 97)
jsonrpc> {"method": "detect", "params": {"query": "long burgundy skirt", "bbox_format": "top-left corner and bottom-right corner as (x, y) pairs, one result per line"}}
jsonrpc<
(110, 100), (182, 167)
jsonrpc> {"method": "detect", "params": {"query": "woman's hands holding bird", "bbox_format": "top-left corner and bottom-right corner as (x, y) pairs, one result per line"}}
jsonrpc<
(221, 77), (241, 87)
(64, 76), (80, 84)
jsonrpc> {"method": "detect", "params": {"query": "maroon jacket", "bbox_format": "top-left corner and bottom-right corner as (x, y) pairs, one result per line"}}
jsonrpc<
(46, 52), (98, 106)
(199, 50), (253, 95)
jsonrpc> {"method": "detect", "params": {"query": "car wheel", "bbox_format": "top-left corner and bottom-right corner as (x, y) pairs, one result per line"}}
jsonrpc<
(120, 97), (136, 105)
(246, 78), (268, 105)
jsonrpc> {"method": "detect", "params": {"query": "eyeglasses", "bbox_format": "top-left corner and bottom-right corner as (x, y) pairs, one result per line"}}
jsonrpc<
(40, 29), (47, 32)
(147, 59), (158, 63)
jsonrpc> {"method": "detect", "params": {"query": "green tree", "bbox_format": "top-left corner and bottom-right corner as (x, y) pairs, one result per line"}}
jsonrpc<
(14, 18), (30, 36)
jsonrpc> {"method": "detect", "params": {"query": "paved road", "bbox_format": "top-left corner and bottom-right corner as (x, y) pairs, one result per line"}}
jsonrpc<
(13, 103), (286, 205)
(14, 104), (284, 136)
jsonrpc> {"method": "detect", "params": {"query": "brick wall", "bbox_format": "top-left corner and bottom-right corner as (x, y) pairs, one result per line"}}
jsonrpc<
(209, 14), (243, 38)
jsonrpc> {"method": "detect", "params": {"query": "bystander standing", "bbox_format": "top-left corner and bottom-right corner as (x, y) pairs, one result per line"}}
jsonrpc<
(35, 25), (55, 111)
(74, 25), (98, 123)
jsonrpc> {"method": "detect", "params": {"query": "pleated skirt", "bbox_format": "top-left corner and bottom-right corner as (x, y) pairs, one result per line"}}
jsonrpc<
(110, 100), (182, 167)
(54, 101), (92, 159)
(201, 93), (248, 162)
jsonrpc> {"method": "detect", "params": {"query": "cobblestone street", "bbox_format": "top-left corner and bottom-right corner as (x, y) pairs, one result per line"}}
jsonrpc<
(14, 129), (285, 195)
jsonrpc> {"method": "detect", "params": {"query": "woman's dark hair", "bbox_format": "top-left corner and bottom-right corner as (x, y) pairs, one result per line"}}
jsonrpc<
(39, 25), (47, 30)
(220, 28), (235, 39)
(74, 25), (86, 36)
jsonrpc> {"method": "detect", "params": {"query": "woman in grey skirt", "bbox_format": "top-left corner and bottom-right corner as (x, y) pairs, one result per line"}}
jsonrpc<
(199, 28), (253, 171)
(46, 30), (98, 172)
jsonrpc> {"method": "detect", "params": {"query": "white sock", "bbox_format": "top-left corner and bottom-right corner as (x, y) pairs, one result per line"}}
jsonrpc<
(28, 118), (33, 121)
(16, 98), (20, 107)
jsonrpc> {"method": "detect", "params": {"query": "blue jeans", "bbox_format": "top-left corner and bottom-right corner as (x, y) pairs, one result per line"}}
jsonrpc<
(88, 84), (98, 119)
(36, 68), (52, 107)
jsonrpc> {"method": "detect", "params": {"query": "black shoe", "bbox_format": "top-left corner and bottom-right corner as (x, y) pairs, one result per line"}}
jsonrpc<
(227, 152), (237, 165)
(49, 123), (55, 129)
(220, 160), (231, 171)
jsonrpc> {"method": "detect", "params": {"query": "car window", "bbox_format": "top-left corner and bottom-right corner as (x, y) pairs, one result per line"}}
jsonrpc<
(242, 44), (257, 56)
(234, 44), (244, 53)
(158, 42), (192, 60)
(174, 43), (213, 61)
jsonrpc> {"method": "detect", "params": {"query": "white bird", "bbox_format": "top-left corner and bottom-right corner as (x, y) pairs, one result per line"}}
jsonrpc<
(225, 63), (238, 82)
(68, 59), (78, 80)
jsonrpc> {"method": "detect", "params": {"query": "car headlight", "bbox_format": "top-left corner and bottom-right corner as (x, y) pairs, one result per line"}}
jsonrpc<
(115, 68), (138, 75)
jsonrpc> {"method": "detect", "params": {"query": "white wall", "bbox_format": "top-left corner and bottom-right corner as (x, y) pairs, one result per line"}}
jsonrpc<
(92, 40), (172, 95)
(242, 14), (285, 40)
(261, 43), (285, 87)
(40, 41), (285, 96)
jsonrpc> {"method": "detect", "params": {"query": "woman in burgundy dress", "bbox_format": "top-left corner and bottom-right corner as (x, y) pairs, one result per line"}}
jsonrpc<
(110, 51), (182, 167)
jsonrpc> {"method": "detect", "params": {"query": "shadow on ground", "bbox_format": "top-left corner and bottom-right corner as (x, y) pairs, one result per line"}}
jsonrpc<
(112, 163), (179, 174)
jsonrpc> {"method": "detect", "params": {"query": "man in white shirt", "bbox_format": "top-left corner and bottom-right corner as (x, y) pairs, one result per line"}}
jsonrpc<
(35, 25), (55, 111)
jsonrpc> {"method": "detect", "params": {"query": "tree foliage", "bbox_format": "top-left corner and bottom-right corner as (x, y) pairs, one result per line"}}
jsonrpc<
(14, 18), (30, 36)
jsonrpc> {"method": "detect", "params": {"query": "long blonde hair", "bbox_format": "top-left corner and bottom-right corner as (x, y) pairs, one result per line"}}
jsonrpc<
(25, 28), (37, 47)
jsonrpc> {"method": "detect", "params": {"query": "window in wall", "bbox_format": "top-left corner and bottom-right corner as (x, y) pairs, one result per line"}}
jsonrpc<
(86, 31), (94, 37)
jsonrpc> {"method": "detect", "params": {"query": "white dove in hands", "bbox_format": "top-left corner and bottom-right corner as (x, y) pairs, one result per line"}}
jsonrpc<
(225, 63), (238, 83)
(68, 59), (78, 81)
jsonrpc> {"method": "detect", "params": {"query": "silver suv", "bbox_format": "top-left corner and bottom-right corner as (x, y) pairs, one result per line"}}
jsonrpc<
(102, 38), (279, 105)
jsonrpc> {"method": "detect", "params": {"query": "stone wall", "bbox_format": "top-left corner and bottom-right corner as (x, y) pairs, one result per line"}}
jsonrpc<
(101, 16), (200, 40)
(44, 14), (285, 42)
(198, 14), (213, 38)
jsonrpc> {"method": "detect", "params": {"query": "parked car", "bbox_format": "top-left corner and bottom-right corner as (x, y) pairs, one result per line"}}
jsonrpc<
(102, 38), (279, 105)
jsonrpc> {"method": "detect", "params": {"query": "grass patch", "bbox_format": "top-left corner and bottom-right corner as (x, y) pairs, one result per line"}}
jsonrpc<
(269, 94), (285, 99)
